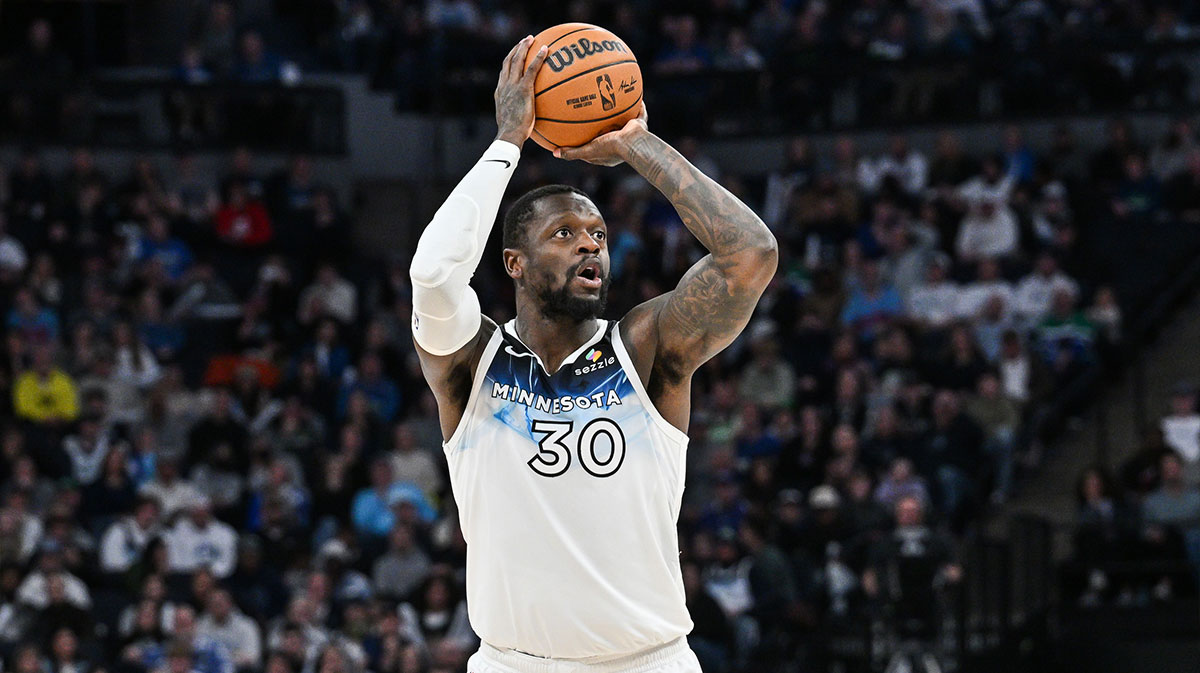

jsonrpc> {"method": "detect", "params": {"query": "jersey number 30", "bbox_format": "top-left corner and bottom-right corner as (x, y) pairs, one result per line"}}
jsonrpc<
(529, 419), (626, 478)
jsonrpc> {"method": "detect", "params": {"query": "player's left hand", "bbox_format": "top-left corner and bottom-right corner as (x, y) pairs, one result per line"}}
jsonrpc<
(553, 106), (649, 167)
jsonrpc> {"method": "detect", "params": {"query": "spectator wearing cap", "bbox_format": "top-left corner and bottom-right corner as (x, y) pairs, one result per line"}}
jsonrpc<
(1013, 253), (1079, 328)
(197, 589), (262, 671)
(1161, 382), (1200, 478)
(14, 346), (79, 427)
(165, 495), (237, 578)
(797, 485), (852, 563)
(316, 539), (373, 603)
(99, 496), (161, 575)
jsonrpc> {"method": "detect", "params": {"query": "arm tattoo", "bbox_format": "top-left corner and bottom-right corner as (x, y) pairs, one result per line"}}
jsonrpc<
(623, 132), (778, 370)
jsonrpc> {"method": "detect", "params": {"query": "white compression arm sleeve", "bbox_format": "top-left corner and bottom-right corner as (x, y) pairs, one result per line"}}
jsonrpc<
(410, 139), (520, 355)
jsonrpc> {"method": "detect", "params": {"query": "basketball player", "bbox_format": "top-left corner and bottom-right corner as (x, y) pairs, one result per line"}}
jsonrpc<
(409, 36), (777, 672)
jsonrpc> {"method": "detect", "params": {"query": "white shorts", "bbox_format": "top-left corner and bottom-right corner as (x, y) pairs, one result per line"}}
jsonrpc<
(467, 638), (703, 673)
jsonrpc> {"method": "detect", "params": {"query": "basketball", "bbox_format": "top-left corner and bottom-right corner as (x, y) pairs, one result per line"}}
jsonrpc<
(523, 23), (644, 151)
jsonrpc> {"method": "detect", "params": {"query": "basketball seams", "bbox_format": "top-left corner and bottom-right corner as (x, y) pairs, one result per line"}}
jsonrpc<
(534, 59), (638, 97)
(541, 25), (599, 52)
(535, 93), (644, 124)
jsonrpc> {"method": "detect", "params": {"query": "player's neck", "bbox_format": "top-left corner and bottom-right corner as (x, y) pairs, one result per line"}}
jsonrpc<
(513, 301), (602, 373)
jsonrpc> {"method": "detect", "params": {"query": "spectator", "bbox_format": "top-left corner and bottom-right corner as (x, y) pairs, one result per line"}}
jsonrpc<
(14, 346), (79, 427)
(1072, 466), (1137, 606)
(965, 373), (1021, 502)
(916, 390), (984, 522)
(215, 183), (274, 249)
(1013, 253), (1079, 328)
(197, 589), (262, 671)
(1141, 451), (1200, 599)
(99, 495), (161, 575)
(8, 287), (59, 345)
(957, 258), (1014, 322)
(1161, 382), (1200, 481)
(299, 265), (358, 326)
(140, 459), (204, 520)
(372, 524), (430, 602)
(737, 324), (795, 412)
(875, 457), (931, 509)
(136, 215), (194, 285)
(387, 422), (441, 504)
(337, 353), (400, 424)
(1112, 153), (1163, 220)
(840, 260), (902, 341)
(166, 496), (237, 578)
(905, 253), (958, 328)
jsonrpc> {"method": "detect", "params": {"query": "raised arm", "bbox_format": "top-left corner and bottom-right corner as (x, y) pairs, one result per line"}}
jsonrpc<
(557, 118), (778, 378)
(410, 36), (547, 439)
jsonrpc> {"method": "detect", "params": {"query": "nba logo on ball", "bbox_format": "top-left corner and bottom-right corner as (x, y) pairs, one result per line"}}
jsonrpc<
(597, 75), (616, 111)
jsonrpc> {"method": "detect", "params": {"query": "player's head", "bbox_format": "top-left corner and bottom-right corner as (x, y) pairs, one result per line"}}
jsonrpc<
(502, 184), (611, 322)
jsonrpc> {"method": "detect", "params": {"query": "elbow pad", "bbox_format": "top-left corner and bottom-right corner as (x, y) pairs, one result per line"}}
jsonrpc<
(411, 140), (519, 355)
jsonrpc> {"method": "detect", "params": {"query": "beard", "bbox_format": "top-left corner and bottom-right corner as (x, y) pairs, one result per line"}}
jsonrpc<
(534, 266), (611, 322)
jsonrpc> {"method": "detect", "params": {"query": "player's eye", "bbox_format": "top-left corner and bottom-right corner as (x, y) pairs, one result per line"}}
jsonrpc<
(592, 230), (606, 241)
(554, 228), (571, 238)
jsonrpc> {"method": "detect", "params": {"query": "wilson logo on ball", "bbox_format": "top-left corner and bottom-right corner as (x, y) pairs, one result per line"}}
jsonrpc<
(545, 37), (630, 73)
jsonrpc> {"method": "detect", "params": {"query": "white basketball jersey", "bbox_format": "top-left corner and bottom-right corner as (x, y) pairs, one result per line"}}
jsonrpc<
(444, 319), (693, 659)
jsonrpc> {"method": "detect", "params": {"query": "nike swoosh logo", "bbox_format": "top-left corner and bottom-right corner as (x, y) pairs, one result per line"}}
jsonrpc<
(484, 159), (512, 168)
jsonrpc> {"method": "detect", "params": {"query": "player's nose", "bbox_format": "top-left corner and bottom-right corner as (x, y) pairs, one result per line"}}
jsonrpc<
(577, 232), (602, 253)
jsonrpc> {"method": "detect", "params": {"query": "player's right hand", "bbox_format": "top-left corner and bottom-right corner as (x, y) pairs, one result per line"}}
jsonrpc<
(494, 36), (548, 147)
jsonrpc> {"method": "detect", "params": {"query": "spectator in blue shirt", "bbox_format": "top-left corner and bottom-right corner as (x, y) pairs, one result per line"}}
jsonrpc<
(136, 214), (194, 284)
(337, 352), (401, 423)
(7, 286), (59, 345)
(351, 459), (435, 539)
(840, 259), (903, 341)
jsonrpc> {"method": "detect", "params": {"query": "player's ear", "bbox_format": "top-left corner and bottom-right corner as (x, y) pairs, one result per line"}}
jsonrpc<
(503, 248), (524, 280)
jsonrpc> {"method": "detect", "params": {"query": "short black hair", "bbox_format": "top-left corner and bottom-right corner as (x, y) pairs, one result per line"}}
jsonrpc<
(502, 184), (591, 250)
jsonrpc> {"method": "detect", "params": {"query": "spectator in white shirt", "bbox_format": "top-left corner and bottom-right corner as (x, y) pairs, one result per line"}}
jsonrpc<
(197, 589), (262, 670)
(1161, 382), (1200, 469)
(16, 545), (91, 609)
(61, 415), (111, 487)
(298, 263), (357, 326)
(862, 134), (928, 197)
(957, 258), (1014, 321)
(0, 212), (28, 283)
(99, 496), (162, 574)
(1013, 252), (1079, 327)
(955, 156), (1019, 260)
(905, 253), (959, 328)
(139, 459), (204, 519)
(166, 495), (237, 578)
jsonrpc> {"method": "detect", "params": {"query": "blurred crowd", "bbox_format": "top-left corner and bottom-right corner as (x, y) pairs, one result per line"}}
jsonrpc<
(8, 1), (1200, 143)
(1068, 378), (1200, 608)
(260, 0), (1200, 125)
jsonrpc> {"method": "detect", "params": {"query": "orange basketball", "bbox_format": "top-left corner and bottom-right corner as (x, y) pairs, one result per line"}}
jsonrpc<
(523, 23), (643, 151)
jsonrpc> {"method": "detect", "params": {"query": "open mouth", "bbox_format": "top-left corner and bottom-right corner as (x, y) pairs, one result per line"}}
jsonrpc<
(575, 260), (603, 289)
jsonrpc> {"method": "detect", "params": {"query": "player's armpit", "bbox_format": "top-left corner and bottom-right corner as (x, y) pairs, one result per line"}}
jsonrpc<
(414, 317), (498, 442)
